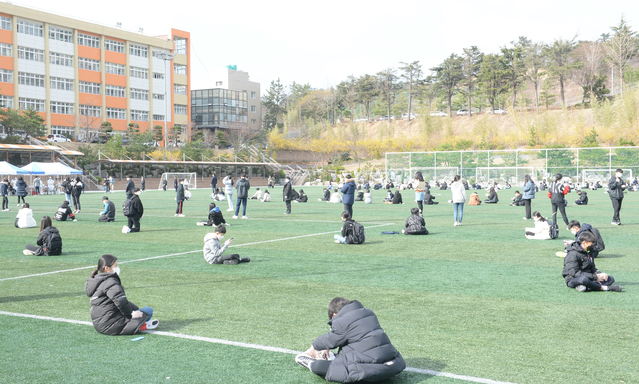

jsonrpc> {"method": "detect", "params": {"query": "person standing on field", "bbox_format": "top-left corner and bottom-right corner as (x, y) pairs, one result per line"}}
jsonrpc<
(451, 175), (466, 227)
(608, 168), (627, 225)
(283, 176), (293, 215)
(223, 175), (235, 212)
(522, 174), (535, 220)
(340, 174), (356, 219)
(548, 173), (570, 228)
(211, 173), (217, 194)
(125, 175), (135, 200)
(175, 179), (185, 217)
(233, 174), (250, 219)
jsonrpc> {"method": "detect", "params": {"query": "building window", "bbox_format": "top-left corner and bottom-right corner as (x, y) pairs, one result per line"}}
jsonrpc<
(50, 77), (74, 91)
(153, 114), (165, 121)
(251, 91), (256, 99)
(129, 44), (148, 58)
(79, 105), (101, 117)
(51, 125), (75, 138)
(174, 104), (187, 115)
(153, 94), (164, 100)
(174, 84), (187, 95)
(153, 73), (164, 80)
(131, 110), (149, 121)
(105, 62), (125, 76)
(78, 57), (100, 72)
(18, 72), (45, 87)
(19, 98), (45, 112)
(1, 16), (11, 31)
(50, 101), (74, 115)
(174, 37), (187, 55)
(106, 107), (126, 120)
(130, 88), (149, 101)
(18, 46), (45, 62)
(251, 119), (256, 126)
(0, 95), (13, 108)
(79, 81), (101, 95)
(105, 39), (125, 53)
(78, 33), (100, 48)
(50, 52), (73, 67)
(0, 43), (12, 57)
(17, 20), (43, 37)
(0, 69), (12, 83)
(49, 27), (73, 43)
(216, 81), (223, 86)
(174, 64), (186, 75)
(251, 105), (256, 112)
(130, 67), (148, 79)
(105, 85), (125, 98)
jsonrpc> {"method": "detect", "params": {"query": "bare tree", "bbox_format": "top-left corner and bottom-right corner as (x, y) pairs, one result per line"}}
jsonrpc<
(224, 125), (263, 154)
(460, 47), (483, 116)
(571, 41), (606, 103)
(603, 16), (638, 96)
(524, 42), (546, 113)
(399, 61), (423, 120)
(544, 36), (580, 106)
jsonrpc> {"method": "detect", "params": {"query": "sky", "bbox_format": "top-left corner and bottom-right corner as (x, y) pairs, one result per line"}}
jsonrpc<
(8, 0), (639, 95)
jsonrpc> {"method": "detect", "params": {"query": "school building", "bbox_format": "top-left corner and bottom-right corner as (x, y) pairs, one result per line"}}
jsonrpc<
(0, 3), (191, 142)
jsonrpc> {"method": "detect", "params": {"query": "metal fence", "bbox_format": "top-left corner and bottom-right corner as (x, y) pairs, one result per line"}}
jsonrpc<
(386, 147), (639, 185)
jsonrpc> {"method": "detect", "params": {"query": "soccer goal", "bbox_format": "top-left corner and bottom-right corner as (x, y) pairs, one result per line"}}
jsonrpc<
(582, 169), (632, 185)
(411, 167), (459, 184)
(475, 167), (536, 186)
(158, 173), (197, 190)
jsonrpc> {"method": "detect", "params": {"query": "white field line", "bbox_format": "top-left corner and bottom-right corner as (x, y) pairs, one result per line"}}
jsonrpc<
(0, 223), (394, 282)
(0, 310), (516, 384)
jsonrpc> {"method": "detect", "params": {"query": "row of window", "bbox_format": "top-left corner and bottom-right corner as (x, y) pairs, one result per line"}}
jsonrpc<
(0, 43), (12, 57)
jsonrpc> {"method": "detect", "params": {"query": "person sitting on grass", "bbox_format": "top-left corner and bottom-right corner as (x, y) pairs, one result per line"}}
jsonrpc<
(423, 186), (438, 205)
(85, 254), (159, 335)
(203, 224), (250, 265)
(363, 189), (372, 204)
(525, 211), (551, 240)
(98, 196), (115, 222)
(213, 188), (226, 201)
(334, 211), (365, 244)
(484, 187), (499, 204)
(23, 216), (62, 256)
(468, 192), (481, 205)
(318, 188), (330, 201)
(389, 189), (403, 204)
(295, 189), (308, 202)
(250, 188), (262, 200)
(354, 189), (364, 202)
(54, 200), (77, 222)
(510, 190), (525, 206)
(382, 190), (394, 203)
(294, 297), (405, 383)
(574, 190), (588, 205)
(261, 190), (271, 202)
(562, 231), (622, 292)
(329, 190), (342, 204)
(197, 202), (227, 226)
(15, 203), (37, 228)
(557, 220), (605, 258)
(403, 208), (428, 235)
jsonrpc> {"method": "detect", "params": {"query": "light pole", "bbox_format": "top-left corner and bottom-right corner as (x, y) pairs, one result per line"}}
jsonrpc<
(157, 51), (175, 160)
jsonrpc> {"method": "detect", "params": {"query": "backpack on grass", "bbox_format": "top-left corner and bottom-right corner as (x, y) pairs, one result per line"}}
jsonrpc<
(348, 221), (366, 244)
(547, 220), (559, 240)
(122, 199), (133, 217)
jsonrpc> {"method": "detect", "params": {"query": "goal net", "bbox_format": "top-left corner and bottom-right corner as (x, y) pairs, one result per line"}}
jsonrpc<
(475, 167), (536, 186)
(158, 173), (197, 190)
(582, 169), (633, 185)
(410, 167), (459, 184)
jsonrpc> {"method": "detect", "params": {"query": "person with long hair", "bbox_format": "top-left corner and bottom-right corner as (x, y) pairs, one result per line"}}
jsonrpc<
(484, 187), (499, 204)
(71, 176), (83, 213)
(524, 211), (551, 240)
(85, 254), (159, 335)
(451, 175), (466, 226)
(413, 171), (426, 215)
(15, 203), (37, 228)
(15, 176), (28, 205)
(23, 216), (62, 255)
(548, 173), (570, 228)
(522, 174), (536, 220)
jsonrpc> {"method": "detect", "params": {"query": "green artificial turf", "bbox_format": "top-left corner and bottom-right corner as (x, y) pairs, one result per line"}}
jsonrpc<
(1, 185), (638, 383)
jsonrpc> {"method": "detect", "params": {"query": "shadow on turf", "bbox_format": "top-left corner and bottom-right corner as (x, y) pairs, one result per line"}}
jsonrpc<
(598, 253), (625, 258)
(0, 291), (84, 304)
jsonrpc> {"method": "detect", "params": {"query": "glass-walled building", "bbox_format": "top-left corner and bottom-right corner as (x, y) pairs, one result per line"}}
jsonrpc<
(191, 88), (248, 129)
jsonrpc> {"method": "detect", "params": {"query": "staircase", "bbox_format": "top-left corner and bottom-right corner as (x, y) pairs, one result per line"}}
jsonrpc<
(247, 145), (280, 171)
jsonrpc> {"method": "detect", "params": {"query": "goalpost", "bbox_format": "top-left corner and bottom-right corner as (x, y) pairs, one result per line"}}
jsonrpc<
(582, 169), (633, 185)
(410, 167), (459, 184)
(475, 167), (536, 185)
(158, 173), (197, 190)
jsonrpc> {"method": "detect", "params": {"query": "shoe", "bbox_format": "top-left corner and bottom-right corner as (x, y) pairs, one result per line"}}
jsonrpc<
(295, 353), (316, 370)
(241, 216), (248, 219)
(457, 222), (461, 226)
(609, 285), (622, 292)
(556, 251), (566, 258)
(178, 214), (185, 217)
(575, 285), (587, 292)
(232, 215), (238, 219)
(401, 229), (405, 234)
(223, 259), (239, 265)
(174, 214), (178, 217)
(23, 249), (34, 255)
(196, 222), (204, 226)
(2, 208), (9, 211)
(240, 257), (250, 263)
(73, 219), (77, 222)
(611, 221), (621, 225)
(523, 217), (528, 220)
(284, 212), (290, 215)
(76, 210), (80, 214)
(454, 221), (458, 226)
(145, 319), (159, 330)
(335, 240), (341, 244)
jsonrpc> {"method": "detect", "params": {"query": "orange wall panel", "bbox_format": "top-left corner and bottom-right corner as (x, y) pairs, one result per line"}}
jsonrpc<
(78, 69), (101, 83)
(78, 45), (100, 60)
(105, 96), (126, 109)
(78, 94), (101, 105)
(50, 114), (76, 126)
(0, 82), (15, 96)
(0, 29), (12, 44)
(0, 55), (13, 70)
(105, 74), (126, 87)
(105, 51), (126, 65)
(109, 120), (128, 131)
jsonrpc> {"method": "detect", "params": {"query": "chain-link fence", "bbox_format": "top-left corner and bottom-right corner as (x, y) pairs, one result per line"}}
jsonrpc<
(386, 147), (639, 185)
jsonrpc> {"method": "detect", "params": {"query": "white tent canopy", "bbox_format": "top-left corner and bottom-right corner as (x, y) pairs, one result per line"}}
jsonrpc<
(0, 161), (29, 175)
(20, 162), (82, 175)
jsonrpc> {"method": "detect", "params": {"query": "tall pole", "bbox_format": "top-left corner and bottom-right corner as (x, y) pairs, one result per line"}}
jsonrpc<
(159, 50), (176, 161)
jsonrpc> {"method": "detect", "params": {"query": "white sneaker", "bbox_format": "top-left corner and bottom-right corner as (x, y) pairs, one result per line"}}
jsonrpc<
(335, 240), (341, 244)
(232, 215), (238, 219)
(178, 214), (185, 217)
(295, 353), (316, 370)
(174, 214), (178, 217)
(145, 319), (159, 330)
(196, 222), (205, 226)
(454, 221), (458, 226)
(2, 208), (9, 211)
(23, 249), (34, 255)
(241, 216), (248, 219)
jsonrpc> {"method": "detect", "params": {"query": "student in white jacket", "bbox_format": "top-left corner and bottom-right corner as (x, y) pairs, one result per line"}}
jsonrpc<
(15, 203), (37, 228)
(223, 175), (235, 212)
(363, 189), (372, 204)
(525, 211), (551, 240)
(450, 176), (467, 227)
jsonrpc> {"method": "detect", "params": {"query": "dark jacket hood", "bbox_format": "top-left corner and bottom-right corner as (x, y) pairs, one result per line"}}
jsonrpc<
(85, 272), (120, 297)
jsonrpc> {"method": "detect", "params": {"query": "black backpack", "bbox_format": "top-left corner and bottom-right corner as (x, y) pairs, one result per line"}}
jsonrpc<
(547, 219), (559, 240)
(122, 199), (133, 217)
(349, 221), (366, 244)
(41, 228), (62, 256)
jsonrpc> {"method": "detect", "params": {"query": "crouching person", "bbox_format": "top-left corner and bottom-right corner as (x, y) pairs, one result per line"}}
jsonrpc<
(403, 207), (428, 235)
(295, 297), (406, 383)
(562, 231), (622, 292)
(54, 201), (76, 222)
(99, 196), (115, 222)
(203, 224), (250, 265)
(85, 254), (159, 335)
